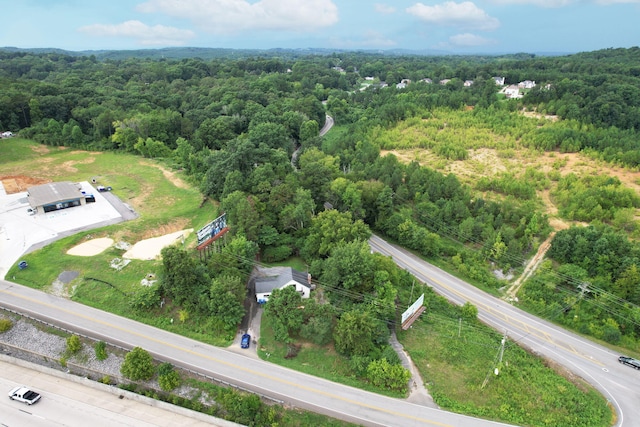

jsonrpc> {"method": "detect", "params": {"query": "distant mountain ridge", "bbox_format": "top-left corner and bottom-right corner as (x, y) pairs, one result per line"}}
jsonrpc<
(0, 46), (570, 61)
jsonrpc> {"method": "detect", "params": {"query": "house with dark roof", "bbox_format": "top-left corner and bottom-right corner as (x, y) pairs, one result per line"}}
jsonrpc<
(253, 266), (312, 303)
(27, 182), (87, 214)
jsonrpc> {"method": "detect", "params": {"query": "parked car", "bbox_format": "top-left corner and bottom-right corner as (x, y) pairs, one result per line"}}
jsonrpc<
(618, 356), (640, 370)
(97, 185), (112, 192)
(241, 333), (251, 349)
(8, 386), (41, 405)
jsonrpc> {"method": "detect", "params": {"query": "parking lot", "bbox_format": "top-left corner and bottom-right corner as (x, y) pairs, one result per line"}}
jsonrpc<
(0, 181), (132, 279)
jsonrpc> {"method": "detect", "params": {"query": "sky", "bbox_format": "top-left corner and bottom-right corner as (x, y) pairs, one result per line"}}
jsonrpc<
(2, 0), (638, 55)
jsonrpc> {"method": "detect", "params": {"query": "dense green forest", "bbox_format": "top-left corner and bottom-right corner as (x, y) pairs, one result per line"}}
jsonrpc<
(2, 46), (640, 424)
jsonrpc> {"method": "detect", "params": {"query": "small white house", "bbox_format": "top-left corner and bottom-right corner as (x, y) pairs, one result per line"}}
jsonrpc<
(504, 85), (521, 99)
(493, 76), (505, 86)
(254, 266), (312, 303)
(518, 80), (536, 89)
(464, 80), (474, 87)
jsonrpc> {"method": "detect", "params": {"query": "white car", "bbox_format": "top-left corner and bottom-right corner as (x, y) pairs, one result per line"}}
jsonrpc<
(8, 386), (41, 405)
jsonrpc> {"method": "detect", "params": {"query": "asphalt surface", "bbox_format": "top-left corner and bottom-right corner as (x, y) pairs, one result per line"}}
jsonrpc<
(0, 279), (513, 427)
(0, 355), (240, 427)
(369, 234), (637, 427)
(0, 182), (136, 279)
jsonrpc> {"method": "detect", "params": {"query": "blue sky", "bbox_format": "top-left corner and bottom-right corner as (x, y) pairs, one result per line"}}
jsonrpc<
(2, 0), (638, 54)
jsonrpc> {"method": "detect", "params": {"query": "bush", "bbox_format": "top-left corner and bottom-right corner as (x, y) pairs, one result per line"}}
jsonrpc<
(66, 335), (82, 354)
(121, 347), (155, 381)
(0, 318), (13, 332)
(158, 363), (181, 391)
(94, 341), (108, 361)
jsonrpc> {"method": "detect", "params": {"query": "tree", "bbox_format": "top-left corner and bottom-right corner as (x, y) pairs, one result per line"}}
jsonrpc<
(323, 241), (376, 294)
(279, 188), (315, 233)
(333, 309), (379, 357)
(161, 246), (210, 307)
(301, 209), (371, 259)
(208, 274), (246, 330)
(121, 347), (155, 381)
(264, 286), (304, 343)
(300, 119), (319, 142)
(300, 302), (335, 345)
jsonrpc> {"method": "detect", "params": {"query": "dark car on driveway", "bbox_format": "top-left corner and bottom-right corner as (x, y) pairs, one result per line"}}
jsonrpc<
(241, 333), (251, 349)
(618, 356), (640, 370)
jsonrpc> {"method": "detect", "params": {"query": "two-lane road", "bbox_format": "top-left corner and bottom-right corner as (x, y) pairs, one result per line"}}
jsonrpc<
(0, 278), (512, 427)
(370, 234), (638, 427)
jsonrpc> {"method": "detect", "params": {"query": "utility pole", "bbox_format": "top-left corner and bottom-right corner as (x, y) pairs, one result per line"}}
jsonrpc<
(482, 330), (508, 389)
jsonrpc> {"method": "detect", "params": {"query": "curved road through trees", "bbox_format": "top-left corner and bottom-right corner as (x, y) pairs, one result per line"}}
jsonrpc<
(1, 234), (636, 426)
(369, 234), (636, 427)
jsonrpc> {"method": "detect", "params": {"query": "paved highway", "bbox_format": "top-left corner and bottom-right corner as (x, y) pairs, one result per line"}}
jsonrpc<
(0, 356), (234, 427)
(369, 234), (638, 427)
(1, 234), (636, 426)
(0, 279), (512, 427)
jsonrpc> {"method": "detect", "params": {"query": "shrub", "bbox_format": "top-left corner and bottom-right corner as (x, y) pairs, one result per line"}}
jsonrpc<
(0, 318), (13, 332)
(120, 347), (155, 381)
(158, 363), (181, 391)
(94, 341), (108, 361)
(66, 335), (82, 354)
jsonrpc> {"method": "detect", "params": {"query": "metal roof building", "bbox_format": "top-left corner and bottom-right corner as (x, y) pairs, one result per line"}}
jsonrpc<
(27, 182), (86, 214)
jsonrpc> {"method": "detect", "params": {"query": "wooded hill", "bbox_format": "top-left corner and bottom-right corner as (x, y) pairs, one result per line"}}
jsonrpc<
(1, 47), (639, 425)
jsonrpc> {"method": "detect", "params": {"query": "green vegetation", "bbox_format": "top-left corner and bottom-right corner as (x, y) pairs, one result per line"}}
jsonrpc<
(0, 318), (13, 332)
(401, 289), (612, 427)
(65, 335), (82, 355)
(4, 47), (640, 426)
(121, 347), (155, 381)
(157, 363), (181, 391)
(94, 341), (108, 361)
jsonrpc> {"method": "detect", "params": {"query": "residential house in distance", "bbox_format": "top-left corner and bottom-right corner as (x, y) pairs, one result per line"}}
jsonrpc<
(518, 80), (536, 89)
(419, 78), (433, 84)
(464, 80), (474, 87)
(439, 79), (451, 85)
(493, 76), (505, 86)
(253, 266), (312, 303)
(503, 85), (522, 99)
(396, 79), (411, 89)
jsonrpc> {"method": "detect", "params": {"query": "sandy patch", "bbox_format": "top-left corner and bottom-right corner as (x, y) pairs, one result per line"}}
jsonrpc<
(123, 229), (193, 260)
(67, 237), (114, 256)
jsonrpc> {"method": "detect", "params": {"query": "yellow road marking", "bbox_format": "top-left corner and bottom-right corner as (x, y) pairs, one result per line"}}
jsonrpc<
(1, 288), (454, 427)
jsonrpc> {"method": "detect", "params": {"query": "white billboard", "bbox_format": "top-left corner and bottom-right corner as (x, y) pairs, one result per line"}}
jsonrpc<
(402, 293), (425, 325)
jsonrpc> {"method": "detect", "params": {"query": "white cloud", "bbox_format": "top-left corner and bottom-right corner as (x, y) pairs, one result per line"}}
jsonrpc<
(407, 2), (500, 31)
(449, 32), (495, 46)
(78, 20), (195, 46)
(375, 3), (397, 14)
(137, 0), (339, 33)
(487, 0), (573, 7)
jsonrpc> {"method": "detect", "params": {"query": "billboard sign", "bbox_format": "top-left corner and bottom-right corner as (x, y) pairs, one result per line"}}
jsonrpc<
(402, 293), (425, 325)
(197, 213), (228, 246)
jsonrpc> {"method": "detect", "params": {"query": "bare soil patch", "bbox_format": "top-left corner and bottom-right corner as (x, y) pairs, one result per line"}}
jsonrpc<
(0, 175), (50, 194)
(140, 161), (190, 189)
(60, 155), (97, 173)
(67, 237), (114, 256)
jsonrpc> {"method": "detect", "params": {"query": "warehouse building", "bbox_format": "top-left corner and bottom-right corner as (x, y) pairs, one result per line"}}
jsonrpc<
(27, 182), (89, 214)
